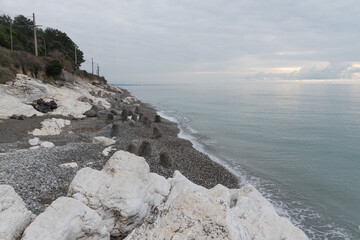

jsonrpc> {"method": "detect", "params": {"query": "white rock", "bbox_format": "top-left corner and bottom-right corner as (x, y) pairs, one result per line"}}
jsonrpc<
(102, 146), (116, 156)
(67, 151), (157, 237)
(127, 171), (309, 240)
(93, 136), (116, 147)
(0, 185), (32, 240)
(60, 162), (78, 168)
(22, 197), (110, 240)
(28, 137), (41, 146)
(40, 141), (55, 148)
(123, 97), (137, 105)
(29, 146), (40, 150)
(30, 118), (71, 136)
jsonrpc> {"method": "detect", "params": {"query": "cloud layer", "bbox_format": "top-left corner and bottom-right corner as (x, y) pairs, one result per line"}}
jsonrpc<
(1, 0), (359, 83)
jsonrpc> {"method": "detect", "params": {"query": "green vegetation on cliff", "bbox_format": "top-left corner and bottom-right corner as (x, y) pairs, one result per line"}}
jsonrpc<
(0, 14), (104, 84)
(0, 14), (84, 69)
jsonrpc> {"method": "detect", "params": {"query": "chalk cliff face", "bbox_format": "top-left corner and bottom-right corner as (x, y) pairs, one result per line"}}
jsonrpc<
(0, 73), (117, 119)
(0, 150), (308, 240)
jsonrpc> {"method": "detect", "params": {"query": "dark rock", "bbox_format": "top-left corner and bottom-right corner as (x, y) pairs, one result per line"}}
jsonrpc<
(97, 101), (106, 111)
(83, 105), (98, 117)
(127, 143), (137, 154)
(110, 122), (120, 137)
(129, 120), (137, 127)
(135, 107), (141, 114)
(31, 98), (58, 113)
(131, 114), (137, 122)
(120, 109), (128, 121)
(152, 127), (162, 139)
(159, 152), (173, 168)
(138, 141), (151, 157)
(110, 109), (121, 115)
(9, 114), (26, 120)
(18, 115), (26, 120)
(154, 114), (161, 123)
(106, 113), (114, 123)
(77, 96), (89, 103)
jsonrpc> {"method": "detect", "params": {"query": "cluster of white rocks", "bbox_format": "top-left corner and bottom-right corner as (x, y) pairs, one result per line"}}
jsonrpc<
(0, 150), (309, 240)
(30, 118), (71, 136)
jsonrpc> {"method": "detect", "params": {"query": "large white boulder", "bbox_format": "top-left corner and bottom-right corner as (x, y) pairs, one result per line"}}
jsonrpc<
(92, 136), (116, 147)
(30, 118), (70, 136)
(67, 151), (169, 238)
(0, 185), (32, 240)
(126, 171), (309, 240)
(22, 197), (109, 240)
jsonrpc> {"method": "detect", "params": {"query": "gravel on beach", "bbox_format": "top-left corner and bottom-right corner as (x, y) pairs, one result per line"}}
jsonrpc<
(0, 88), (239, 215)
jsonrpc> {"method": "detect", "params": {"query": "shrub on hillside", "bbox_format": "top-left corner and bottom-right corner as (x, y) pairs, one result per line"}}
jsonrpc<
(45, 59), (63, 77)
(0, 66), (15, 84)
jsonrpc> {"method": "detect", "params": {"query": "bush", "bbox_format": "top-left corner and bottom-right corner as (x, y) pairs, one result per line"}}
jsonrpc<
(45, 59), (63, 77)
(0, 66), (15, 84)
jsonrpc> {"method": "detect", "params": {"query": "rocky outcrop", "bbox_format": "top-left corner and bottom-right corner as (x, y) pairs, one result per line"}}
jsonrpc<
(0, 185), (32, 240)
(22, 197), (109, 240)
(127, 171), (308, 240)
(1, 150), (308, 240)
(0, 73), (115, 119)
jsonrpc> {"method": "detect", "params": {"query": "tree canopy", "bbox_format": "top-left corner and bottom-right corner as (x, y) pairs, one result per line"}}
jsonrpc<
(0, 14), (84, 69)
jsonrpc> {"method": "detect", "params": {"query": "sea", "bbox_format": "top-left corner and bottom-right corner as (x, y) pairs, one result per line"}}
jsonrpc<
(117, 80), (360, 240)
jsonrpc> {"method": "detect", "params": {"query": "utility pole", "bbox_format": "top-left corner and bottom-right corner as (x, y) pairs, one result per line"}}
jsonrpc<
(91, 58), (94, 74)
(9, 21), (13, 50)
(33, 13), (38, 56)
(74, 46), (77, 70)
(97, 63), (99, 76)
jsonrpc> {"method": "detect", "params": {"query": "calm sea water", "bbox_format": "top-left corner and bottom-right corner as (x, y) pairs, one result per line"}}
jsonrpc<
(121, 81), (360, 239)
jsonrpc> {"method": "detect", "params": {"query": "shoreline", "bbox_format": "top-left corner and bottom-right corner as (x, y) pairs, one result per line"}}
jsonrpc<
(0, 77), (238, 214)
(0, 74), (309, 239)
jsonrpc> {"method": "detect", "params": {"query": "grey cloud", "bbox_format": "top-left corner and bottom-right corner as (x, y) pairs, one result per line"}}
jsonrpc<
(1, 0), (359, 83)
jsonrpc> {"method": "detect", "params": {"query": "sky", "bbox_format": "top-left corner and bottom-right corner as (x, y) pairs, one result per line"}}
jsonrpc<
(0, 0), (359, 84)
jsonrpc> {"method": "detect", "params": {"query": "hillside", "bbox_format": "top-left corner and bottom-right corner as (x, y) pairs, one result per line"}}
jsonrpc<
(0, 14), (102, 84)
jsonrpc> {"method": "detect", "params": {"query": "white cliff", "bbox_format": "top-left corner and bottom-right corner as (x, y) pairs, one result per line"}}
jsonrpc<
(0, 74), (115, 119)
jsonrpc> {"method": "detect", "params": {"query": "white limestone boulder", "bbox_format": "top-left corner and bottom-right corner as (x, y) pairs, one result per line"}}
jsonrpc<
(28, 137), (41, 146)
(67, 151), (167, 238)
(93, 136), (116, 147)
(22, 197), (109, 240)
(30, 118), (71, 136)
(0, 185), (32, 240)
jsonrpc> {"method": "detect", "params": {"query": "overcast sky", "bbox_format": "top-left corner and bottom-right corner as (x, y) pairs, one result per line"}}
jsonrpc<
(1, 0), (359, 83)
